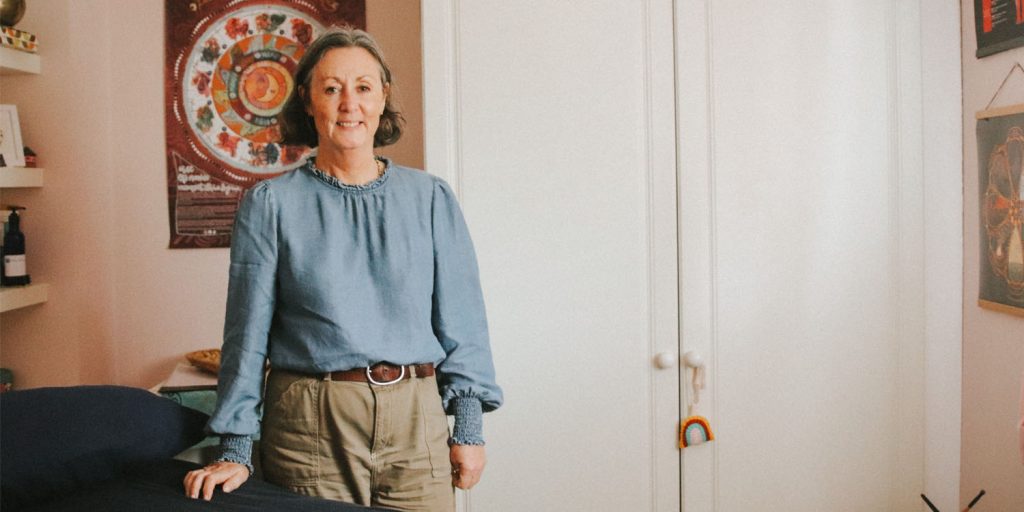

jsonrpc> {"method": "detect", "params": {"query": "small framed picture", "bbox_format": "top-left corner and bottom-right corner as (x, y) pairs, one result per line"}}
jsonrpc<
(975, 0), (1024, 57)
(0, 104), (26, 168)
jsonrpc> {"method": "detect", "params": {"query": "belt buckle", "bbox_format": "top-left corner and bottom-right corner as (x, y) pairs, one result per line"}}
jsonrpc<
(366, 364), (405, 386)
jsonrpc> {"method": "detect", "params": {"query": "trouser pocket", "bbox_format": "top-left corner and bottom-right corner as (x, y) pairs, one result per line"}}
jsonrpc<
(417, 379), (453, 478)
(260, 371), (321, 487)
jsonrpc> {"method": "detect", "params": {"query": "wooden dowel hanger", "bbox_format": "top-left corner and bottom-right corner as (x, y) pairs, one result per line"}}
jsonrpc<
(977, 62), (1024, 119)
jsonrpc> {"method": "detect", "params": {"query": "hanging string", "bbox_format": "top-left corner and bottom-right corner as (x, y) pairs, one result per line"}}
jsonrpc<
(687, 364), (705, 417)
(984, 62), (1024, 112)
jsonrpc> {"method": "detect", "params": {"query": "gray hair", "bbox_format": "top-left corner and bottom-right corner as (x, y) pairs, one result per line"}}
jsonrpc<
(277, 26), (404, 148)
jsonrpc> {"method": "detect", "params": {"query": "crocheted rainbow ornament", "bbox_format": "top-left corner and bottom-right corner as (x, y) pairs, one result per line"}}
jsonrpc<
(680, 416), (715, 448)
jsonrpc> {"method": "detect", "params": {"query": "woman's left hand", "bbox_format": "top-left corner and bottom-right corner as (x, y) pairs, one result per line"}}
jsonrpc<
(449, 444), (486, 490)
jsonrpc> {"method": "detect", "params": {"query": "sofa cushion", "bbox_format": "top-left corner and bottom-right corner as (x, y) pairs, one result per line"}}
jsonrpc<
(0, 385), (209, 510)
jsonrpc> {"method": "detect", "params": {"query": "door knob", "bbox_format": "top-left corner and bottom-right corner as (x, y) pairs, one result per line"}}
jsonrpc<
(682, 350), (704, 368)
(654, 352), (678, 369)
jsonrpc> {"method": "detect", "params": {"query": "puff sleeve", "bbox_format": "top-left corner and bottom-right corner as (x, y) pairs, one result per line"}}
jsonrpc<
(207, 182), (278, 441)
(431, 180), (503, 440)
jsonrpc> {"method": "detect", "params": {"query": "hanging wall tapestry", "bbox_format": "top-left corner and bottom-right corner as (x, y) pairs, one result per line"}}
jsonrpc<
(977, 106), (1024, 317)
(165, 0), (365, 248)
(975, 0), (1024, 58)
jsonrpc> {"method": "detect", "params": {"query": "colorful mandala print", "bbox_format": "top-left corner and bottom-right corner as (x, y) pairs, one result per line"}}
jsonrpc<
(983, 126), (1024, 301)
(183, 5), (322, 174)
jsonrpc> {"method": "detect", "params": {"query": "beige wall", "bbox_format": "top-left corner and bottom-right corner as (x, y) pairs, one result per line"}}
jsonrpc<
(0, 0), (422, 389)
(373, 3), (423, 170)
(960, 2), (1024, 509)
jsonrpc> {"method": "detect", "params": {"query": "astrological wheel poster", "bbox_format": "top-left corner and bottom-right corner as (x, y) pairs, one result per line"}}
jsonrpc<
(977, 109), (1024, 316)
(165, 0), (365, 248)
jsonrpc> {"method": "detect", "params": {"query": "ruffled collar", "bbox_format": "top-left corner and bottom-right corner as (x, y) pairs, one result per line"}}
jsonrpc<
(307, 157), (392, 192)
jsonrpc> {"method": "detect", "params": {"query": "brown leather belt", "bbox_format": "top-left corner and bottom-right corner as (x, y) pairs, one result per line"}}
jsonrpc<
(325, 363), (434, 385)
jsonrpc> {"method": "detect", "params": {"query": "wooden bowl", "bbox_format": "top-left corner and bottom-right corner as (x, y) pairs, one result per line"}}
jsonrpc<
(185, 349), (221, 375)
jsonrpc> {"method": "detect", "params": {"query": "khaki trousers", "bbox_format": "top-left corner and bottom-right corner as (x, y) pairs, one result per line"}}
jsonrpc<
(260, 370), (455, 511)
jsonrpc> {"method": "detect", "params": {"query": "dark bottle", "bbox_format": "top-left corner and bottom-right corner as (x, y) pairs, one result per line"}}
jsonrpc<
(2, 206), (31, 286)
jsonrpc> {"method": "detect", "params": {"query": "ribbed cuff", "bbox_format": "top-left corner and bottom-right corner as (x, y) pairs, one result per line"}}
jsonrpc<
(449, 397), (485, 445)
(217, 435), (254, 475)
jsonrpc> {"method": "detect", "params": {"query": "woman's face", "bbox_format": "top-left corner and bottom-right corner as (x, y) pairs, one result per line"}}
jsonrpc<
(305, 47), (388, 154)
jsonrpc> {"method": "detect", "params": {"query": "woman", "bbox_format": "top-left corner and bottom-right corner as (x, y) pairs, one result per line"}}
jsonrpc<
(183, 27), (503, 511)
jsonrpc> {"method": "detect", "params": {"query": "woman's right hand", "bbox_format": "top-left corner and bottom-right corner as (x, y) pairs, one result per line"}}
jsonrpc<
(183, 461), (250, 500)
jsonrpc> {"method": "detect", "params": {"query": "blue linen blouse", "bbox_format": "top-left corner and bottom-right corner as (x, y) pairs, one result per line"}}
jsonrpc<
(206, 158), (502, 464)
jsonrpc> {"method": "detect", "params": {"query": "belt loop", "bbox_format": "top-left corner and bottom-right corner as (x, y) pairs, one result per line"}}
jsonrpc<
(322, 372), (331, 381)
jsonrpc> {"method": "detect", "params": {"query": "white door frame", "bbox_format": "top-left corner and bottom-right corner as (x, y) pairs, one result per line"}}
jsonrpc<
(921, 2), (964, 511)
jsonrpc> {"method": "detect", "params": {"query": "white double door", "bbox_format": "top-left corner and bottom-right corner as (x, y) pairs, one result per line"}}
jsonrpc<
(423, 1), (924, 510)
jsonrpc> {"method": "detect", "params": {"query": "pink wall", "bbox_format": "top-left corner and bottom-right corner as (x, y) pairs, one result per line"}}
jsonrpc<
(960, 1), (1024, 509)
(0, 0), (422, 389)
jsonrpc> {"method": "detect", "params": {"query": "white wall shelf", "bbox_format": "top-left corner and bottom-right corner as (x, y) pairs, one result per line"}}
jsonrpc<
(0, 283), (48, 313)
(0, 47), (40, 75)
(0, 167), (44, 187)
(1, 50), (47, 315)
